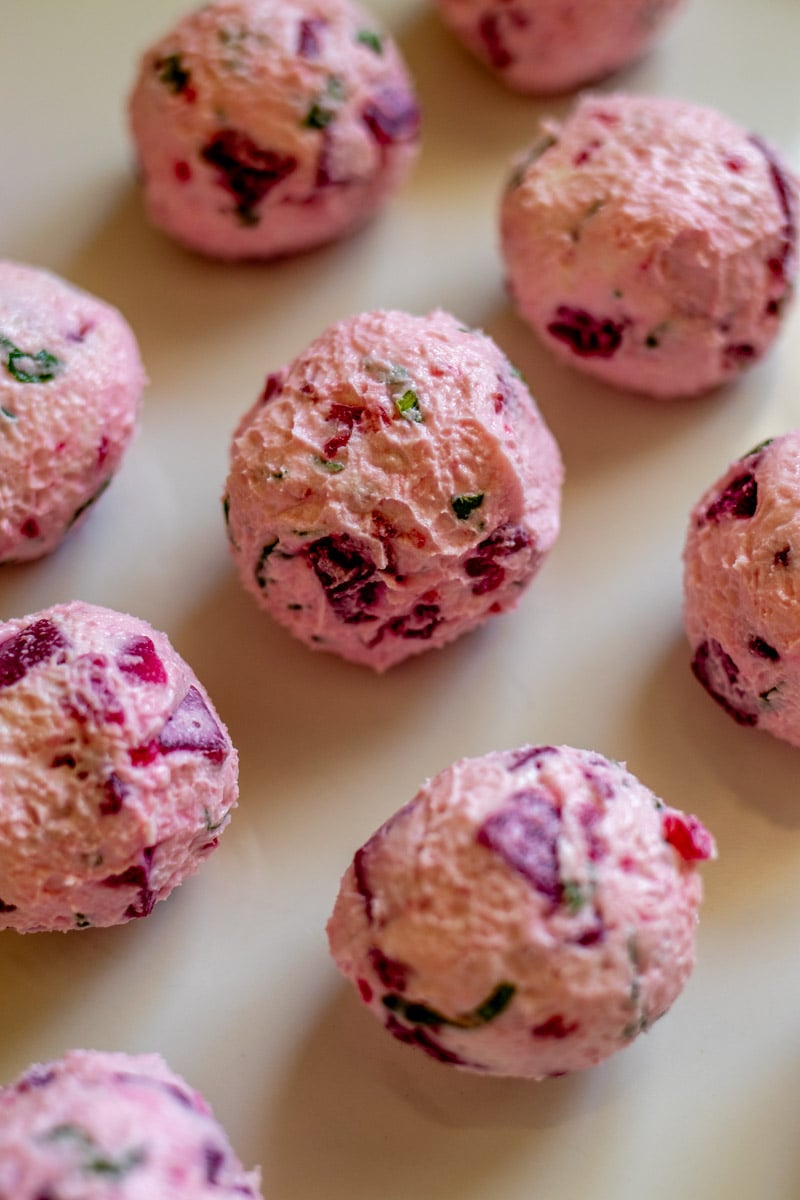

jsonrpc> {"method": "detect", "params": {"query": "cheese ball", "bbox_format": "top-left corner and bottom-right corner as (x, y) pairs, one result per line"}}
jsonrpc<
(0, 601), (238, 933)
(0, 1050), (262, 1198)
(327, 745), (715, 1078)
(224, 308), (563, 671)
(0, 260), (144, 562)
(433, 0), (684, 94)
(683, 432), (800, 744)
(128, 0), (421, 259)
(500, 94), (798, 397)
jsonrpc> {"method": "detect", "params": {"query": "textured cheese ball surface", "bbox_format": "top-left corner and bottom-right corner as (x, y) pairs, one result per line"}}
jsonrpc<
(433, 0), (683, 94)
(0, 260), (145, 562)
(500, 93), (798, 397)
(0, 1050), (262, 1199)
(683, 432), (800, 745)
(129, 0), (420, 259)
(0, 601), (238, 933)
(225, 308), (563, 671)
(327, 745), (714, 1078)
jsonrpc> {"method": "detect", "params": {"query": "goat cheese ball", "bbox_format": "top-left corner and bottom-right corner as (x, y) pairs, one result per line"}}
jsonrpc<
(500, 93), (798, 397)
(683, 432), (800, 744)
(0, 260), (145, 563)
(129, 0), (421, 259)
(224, 308), (563, 671)
(327, 745), (715, 1078)
(0, 601), (238, 933)
(433, 0), (684, 94)
(0, 1050), (262, 1198)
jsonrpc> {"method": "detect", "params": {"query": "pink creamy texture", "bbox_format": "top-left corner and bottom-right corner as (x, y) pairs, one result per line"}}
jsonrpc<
(0, 1050), (262, 1198)
(0, 260), (145, 562)
(327, 745), (714, 1078)
(433, 0), (683, 94)
(683, 432), (800, 746)
(500, 94), (798, 397)
(0, 601), (238, 933)
(128, 0), (420, 259)
(225, 308), (563, 670)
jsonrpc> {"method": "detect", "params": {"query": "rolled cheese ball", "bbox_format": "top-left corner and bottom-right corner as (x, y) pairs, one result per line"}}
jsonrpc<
(433, 0), (684, 94)
(500, 93), (798, 397)
(129, 0), (421, 259)
(0, 260), (144, 562)
(683, 431), (800, 745)
(327, 745), (715, 1078)
(0, 1050), (262, 1198)
(0, 601), (238, 933)
(224, 308), (563, 670)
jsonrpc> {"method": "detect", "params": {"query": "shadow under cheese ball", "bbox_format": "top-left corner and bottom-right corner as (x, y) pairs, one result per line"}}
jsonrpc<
(500, 93), (798, 398)
(432, 0), (684, 95)
(0, 601), (238, 933)
(128, 0), (421, 260)
(0, 260), (145, 563)
(327, 745), (716, 1079)
(224, 308), (563, 671)
(0, 1050), (263, 1198)
(683, 431), (800, 745)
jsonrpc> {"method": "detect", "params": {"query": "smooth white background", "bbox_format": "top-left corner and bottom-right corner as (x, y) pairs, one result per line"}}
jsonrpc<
(1, 2), (800, 1197)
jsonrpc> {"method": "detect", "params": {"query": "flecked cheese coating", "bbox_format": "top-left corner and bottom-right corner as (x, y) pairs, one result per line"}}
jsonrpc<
(0, 260), (145, 562)
(224, 308), (563, 670)
(433, 0), (683, 94)
(0, 1050), (262, 1198)
(500, 93), (798, 397)
(328, 745), (715, 1078)
(0, 601), (238, 933)
(129, 0), (420, 259)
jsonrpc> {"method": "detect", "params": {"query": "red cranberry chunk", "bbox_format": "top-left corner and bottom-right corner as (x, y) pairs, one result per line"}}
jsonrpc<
(702, 472), (758, 523)
(361, 87), (421, 146)
(691, 639), (758, 726)
(547, 306), (626, 358)
(368, 946), (409, 992)
(200, 130), (298, 224)
(297, 16), (326, 58)
(116, 635), (168, 685)
(303, 533), (385, 624)
(0, 619), (66, 689)
(662, 810), (715, 861)
(158, 686), (228, 762)
(532, 1014), (579, 1039)
(477, 788), (562, 904)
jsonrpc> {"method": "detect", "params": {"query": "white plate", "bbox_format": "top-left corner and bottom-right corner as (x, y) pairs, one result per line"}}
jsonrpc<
(2, 2), (800, 1196)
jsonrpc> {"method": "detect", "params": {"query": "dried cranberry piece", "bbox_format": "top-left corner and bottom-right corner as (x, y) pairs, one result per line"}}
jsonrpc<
(102, 849), (156, 919)
(297, 16), (326, 57)
(748, 134), (798, 286)
(99, 773), (127, 816)
(0, 619), (66, 689)
(323, 402), (364, 458)
(303, 533), (385, 623)
(702, 472), (758, 523)
(0, 899), (18, 913)
(158, 686), (228, 763)
(384, 1014), (474, 1066)
(547, 306), (626, 358)
(464, 523), (531, 596)
(749, 636), (779, 661)
(662, 810), (715, 862)
(116, 635), (167, 685)
(368, 946), (409, 992)
(200, 130), (298, 224)
(477, 13), (513, 69)
(532, 1014), (579, 1039)
(361, 87), (421, 146)
(477, 788), (562, 903)
(691, 639), (758, 726)
(383, 602), (442, 640)
(353, 846), (375, 921)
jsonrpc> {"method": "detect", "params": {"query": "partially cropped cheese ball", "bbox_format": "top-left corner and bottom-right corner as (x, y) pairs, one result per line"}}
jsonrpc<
(224, 308), (563, 670)
(328, 745), (715, 1078)
(0, 260), (144, 562)
(500, 93), (798, 397)
(129, 0), (421, 259)
(0, 1050), (263, 1198)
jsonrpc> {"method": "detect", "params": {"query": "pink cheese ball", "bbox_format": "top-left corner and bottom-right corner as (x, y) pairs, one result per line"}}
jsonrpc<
(433, 0), (684, 94)
(224, 308), (563, 671)
(0, 601), (238, 933)
(0, 1050), (262, 1198)
(500, 94), (798, 398)
(0, 260), (145, 563)
(683, 432), (800, 745)
(128, 0), (421, 260)
(327, 745), (715, 1078)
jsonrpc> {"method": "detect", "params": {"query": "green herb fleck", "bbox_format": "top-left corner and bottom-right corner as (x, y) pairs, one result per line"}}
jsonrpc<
(645, 333), (660, 348)
(304, 76), (345, 129)
(355, 28), (383, 53)
(382, 981), (515, 1030)
(204, 807), (229, 832)
(222, 494), (230, 527)
(74, 912), (90, 929)
(41, 1126), (145, 1181)
(760, 686), (780, 703)
(742, 437), (774, 460)
(254, 538), (278, 589)
(156, 53), (190, 94)
(562, 880), (586, 913)
(67, 478), (111, 529)
(451, 493), (484, 520)
(506, 134), (557, 189)
(1, 335), (61, 384)
(313, 455), (345, 473)
(0, 406), (16, 420)
(394, 389), (423, 422)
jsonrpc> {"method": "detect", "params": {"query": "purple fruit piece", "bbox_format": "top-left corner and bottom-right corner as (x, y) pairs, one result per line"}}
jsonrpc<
(547, 306), (627, 358)
(750, 636), (779, 661)
(691, 638), (758, 726)
(505, 745), (558, 772)
(382, 602), (442, 640)
(323, 402), (364, 459)
(15, 1066), (55, 1092)
(297, 16), (326, 57)
(368, 946), (409, 992)
(200, 129), (298, 225)
(477, 787), (562, 904)
(384, 1013), (476, 1067)
(361, 87), (421, 147)
(102, 848), (156, 919)
(0, 618), (66, 689)
(99, 772), (127, 816)
(204, 1145), (226, 1186)
(464, 523), (532, 596)
(303, 533), (386, 624)
(116, 635), (168, 685)
(353, 846), (375, 921)
(158, 686), (229, 763)
(723, 343), (757, 368)
(577, 801), (606, 862)
(748, 134), (798, 286)
(477, 13), (513, 69)
(702, 472), (758, 523)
